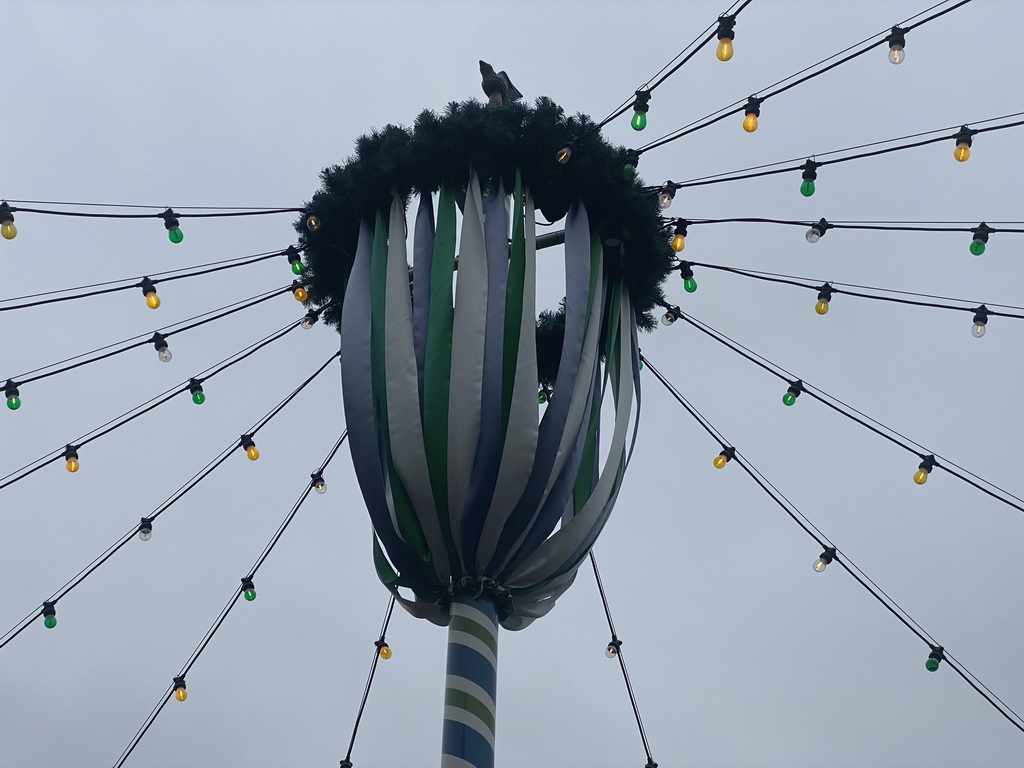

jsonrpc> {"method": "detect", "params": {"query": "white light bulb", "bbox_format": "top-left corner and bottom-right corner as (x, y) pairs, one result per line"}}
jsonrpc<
(301, 318), (315, 330)
(972, 323), (986, 338)
(315, 481), (327, 494)
(888, 44), (905, 65)
(661, 312), (676, 326)
(157, 348), (173, 363)
(606, 645), (618, 658)
(139, 529), (152, 541)
(805, 228), (821, 244)
(658, 193), (673, 210)
(813, 558), (828, 572)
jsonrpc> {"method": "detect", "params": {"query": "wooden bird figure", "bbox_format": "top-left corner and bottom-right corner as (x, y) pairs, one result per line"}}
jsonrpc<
(479, 60), (522, 105)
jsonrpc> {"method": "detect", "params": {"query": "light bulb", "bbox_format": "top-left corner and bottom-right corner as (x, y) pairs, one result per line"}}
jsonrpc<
(683, 277), (697, 294)
(301, 313), (317, 330)
(291, 260), (305, 275)
(556, 145), (572, 164)
(1, 219), (17, 240)
(293, 287), (308, 302)
(630, 110), (647, 131)
(913, 468), (929, 485)
(815, 299), (830, 315)
(139, 528), (152, 542)
(969, 239), (986, 256)
(925, 657), (940, 672)
(167, 227), (183, 244)
(805, 228), (821, 244)
(315, 479), (327, 494)
(145, 291), (161, 309)
(782, 392), (797, 406)
(800, 179), (815, 197)
(246, 445), (260, 461)
(716, 38), (734, 62)
(175, 686), (188, 702)
(742, 113), (758, 133)
(605, 644), (618, 658)
(42, 603), (57, 629)
(670, 234), (685, 252)
(661, 312), (676, 327)
(158, 347), (172, 363)
(953, 142), (971, 162)
(888, 44), (905, 65)
(192, 390), (205, 405)
(306, 215), (320, 231)
(7, 394), (20, 410)
(813, 558), (828, 572)
(244, 587), (256, 602)
(6, 382), (21, 410)
(379, 643), (392, 659)
(713, 450), (732, 469)
(971, 323), (986, 338)
(66, 459), (79, 473)
(65, 447), (80, 473)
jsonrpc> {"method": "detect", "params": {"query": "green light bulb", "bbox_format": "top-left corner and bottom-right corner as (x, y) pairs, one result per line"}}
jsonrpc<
(683, 277), (697, 294)
(192, 391), (206, 405)
(800, 179), (815, 197)
(44, 615), (56, 629)
(291, 261), (306, 275)
(638, 359), (644, 371)
(622, 164), (637, 181)
(631, 111), (647, 131)
(782, 392), (797, 406)
(168, 227), (184, 244)
(969, 240), (986, 256)
(538, 391), (548, 404)
(7, 395), (20, 410)
(244, 588), (256, 602)
(925, 658), (939, 672)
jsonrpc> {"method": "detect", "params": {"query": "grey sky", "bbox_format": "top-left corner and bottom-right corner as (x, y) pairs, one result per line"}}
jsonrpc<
(1, 1), (1022, 766)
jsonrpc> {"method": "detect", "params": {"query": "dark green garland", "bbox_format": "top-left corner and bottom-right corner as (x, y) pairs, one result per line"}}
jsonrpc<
(296, 97), (673, 383)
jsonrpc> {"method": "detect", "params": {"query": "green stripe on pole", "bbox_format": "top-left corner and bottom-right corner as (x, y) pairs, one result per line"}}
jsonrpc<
(444, 688), (497, 734)
(449, 614), (500, 656)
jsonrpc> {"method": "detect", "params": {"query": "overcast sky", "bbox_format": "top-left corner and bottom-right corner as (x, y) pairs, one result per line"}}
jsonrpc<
(1, 1), (1023, 766)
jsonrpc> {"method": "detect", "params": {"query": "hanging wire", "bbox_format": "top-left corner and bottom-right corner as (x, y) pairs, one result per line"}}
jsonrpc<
(636, 0), (975, 154)
(0, 354), (341, 652)
(640, 355), (1024, 735)
(341, 595), (397, 767)
(676, 216), (1024, 235)
(112, 430), (349, 767)
(590, 551), (656, 767)
(3, 204), (302, 220)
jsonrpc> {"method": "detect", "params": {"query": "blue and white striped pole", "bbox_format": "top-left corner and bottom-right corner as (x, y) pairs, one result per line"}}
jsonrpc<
(441, 594), (499, 768)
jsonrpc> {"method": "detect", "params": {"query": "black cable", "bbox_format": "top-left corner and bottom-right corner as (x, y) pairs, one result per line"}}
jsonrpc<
(640, 356), (1024, 735)
(670, 310), (1024, 515)
(343, 595), (397, 764)
(113, 429), (349, 768)
(9, 284), (293, 385)
(0, 354), (341, 652)
(637, 0), (975, 154)
(680, 260), (1024, 318)
(681, 216), (1024, 235)
(589, 551), (655, 765)
(7, 205), (301, 220)
(5, 199), (299, 211)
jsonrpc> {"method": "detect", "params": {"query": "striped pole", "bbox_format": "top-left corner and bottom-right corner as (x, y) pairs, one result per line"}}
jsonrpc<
(441, 594), (499, 768)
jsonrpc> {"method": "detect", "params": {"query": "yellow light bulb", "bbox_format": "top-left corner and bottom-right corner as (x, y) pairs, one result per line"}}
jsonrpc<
(954, 142), (971, 162)
(175, 687), (188, 702)
(713, 454), (728, 469)
(293, 287), (308, 302)
(742, 113), (758, 133)
(913, 469), (929, 485)
(815, 300), (830, 315)
(1, 220), (17, 240)
(716, 38), (734, 62)
(379, 645), (392, 659)
(670, 234), (685, 252)
(145, 291), (161, 309)
(246, 445), (260, 461)
(66, 458), (80, 473)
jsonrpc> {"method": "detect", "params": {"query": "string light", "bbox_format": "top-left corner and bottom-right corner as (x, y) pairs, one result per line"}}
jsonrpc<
(657, 182), (677, 210)
(139, 277), (161, 309)
(240, 435), (260, 461)
(5, 380), (21, 411)
(660, 304), (681, 326)
(286, 245), (306, 275)
(241, 577), (257, 602)
(538, 383), (553, 404)
(925, 645), (945, 672)
(606, 636), (622, 658)
(969, 222), (992, 255)
(292, 280), (309, 303)
(375, 639), (392, 659)
(305, 213), (321, 232)
(631, 89), (651, 132)
(782, 380), (803, 407)
(913, 455), (936, 485)
(712, 446), (736, 469)
(805, 218), (832, 243)
(799, 160), (819, 197)
(815, 283), (833, 315)
(42, 601), (57, 629)
(971, 305), (989, 338)
(742, 96), (761, 133)
(63, 445), (80, 473)
(188, 378), (205, 405)
(311, 472), (327, 494)
(679, 261), (697, 293)
(813, 547), (837, 572)
(886, 26), (907, 64)
(138, 517), (153, 541)
(173, 676), (188, 702)
(151, 332), (172, 363)
(0, 202), (17, 240)
(623, 150), (640, 180)
(300, 311), (318, 330)
(161, 209), (183, 244)
(952, 125), (976, 162)
(555, 140), (575, 165)
(715, 14), (736, 61)
(670, 220), (687, 252)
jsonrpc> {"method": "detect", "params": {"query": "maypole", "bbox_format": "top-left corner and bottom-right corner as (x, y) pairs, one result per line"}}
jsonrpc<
(297, 65), (674, 766)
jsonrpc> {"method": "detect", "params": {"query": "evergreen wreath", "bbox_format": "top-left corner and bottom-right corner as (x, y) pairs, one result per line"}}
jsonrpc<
(296, 96), (674, 383)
